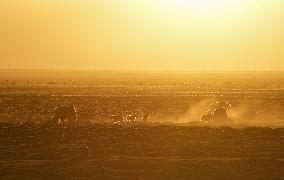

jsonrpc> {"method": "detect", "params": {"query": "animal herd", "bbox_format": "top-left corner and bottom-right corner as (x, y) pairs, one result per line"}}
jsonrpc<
(111, 113), (150, 124)
(50, 101), (232, 126)
(50, 106), (150, 125)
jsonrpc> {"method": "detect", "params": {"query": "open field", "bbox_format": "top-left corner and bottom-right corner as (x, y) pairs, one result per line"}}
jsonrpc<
(0, 71), (283, 179)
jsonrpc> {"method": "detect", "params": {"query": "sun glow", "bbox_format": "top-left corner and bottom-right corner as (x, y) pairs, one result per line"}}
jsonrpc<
(169, 0), (227, 8)
(1, 0), (284, 71)
(160, 0), (243, 14)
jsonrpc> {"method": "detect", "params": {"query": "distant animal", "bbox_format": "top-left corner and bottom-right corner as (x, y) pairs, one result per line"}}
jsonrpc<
(51, 106), (77, 125)
(111, 113), (139, 124)
(209, 101), (231, 112)
(142, 113), (150, 122)
(200, 113), (213, 122)
(200, 101), (232, 125)
(111, 114), (125, 124)
(125, 114), (137, 122)
(201, 107), (229, 124)
(212, 108), (229, 122)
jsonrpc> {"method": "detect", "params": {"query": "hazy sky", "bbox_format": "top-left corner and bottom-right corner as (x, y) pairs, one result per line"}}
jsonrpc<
(0, 0), (284, 71)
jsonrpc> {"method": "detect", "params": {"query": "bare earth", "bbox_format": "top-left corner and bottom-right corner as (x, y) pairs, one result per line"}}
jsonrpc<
(0, 75), (284, 179)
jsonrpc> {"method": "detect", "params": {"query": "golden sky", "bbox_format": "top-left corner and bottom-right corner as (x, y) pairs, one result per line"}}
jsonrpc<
(0, 0), (284, 71)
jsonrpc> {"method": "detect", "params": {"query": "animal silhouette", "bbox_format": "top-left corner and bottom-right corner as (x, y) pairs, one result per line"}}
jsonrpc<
(200, 101), (231, 125)
(51, 106), (77, 125)
(125, 114), (137, 122)
(111, 113), (139, 124)
(111, 114), (125, 124)
(142, 113), (150, 122)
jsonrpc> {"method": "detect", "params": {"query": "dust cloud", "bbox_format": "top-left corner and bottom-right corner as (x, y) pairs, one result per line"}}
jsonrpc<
(177, 98), (282, 128)
(178, 98), (217, 123)
(229, 100), (280, 127)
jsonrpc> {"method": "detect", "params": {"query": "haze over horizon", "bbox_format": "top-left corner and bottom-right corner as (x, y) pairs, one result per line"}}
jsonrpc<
(1, 0), (284, 71)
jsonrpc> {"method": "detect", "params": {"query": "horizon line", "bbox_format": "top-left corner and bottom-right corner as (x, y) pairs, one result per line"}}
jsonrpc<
(0, 68), (284, 73)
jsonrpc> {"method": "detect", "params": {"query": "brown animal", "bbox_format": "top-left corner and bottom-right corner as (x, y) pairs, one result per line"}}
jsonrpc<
(111, 113), (139, 124)
(142, 113), (150, 122)
(111, 114), (125, 124)
(200, 101), (231, 125)
(212, 108), (229, 122)
(200, 114), (213, 122)
(201, 107), (230, 124)
(125, 114), (137, 123)
(209, 101), (231, 112)
(51, 106), (77, 125)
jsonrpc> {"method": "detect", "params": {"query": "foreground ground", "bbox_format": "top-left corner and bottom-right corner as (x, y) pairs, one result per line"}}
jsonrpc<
(0, 123), (283, 179)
